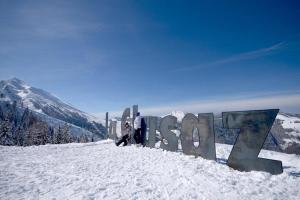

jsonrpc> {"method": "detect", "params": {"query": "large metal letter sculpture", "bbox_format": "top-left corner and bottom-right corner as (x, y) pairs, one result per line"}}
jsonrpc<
(181, 113), (216, 160)
(109, 121), (117, 140)
(144, 116), (157, 148)
(160, 115), (178, 152)
(121, 108), (130, 136)
(223, 109), (283, 174)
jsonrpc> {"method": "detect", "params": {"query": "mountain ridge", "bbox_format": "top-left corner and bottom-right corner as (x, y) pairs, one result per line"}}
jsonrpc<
(0, 78), (106, 140)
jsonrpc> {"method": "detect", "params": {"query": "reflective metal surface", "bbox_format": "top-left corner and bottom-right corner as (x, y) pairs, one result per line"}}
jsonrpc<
(109, 121), (117, 140)
(160, 115), (178, 152)
(223, 109), (283, 175)
(181, 113), (216, 160)
(144, 116), (158, 148)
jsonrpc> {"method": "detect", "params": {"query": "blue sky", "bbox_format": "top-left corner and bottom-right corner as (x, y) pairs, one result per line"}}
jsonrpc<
(0, 0), (300, 117)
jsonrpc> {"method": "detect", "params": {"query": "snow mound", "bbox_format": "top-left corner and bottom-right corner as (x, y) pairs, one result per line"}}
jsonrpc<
(1, 141), (300, 200)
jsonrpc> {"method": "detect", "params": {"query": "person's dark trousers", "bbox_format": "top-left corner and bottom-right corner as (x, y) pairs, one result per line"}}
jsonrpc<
(116, 134), (129, 146)
(141, 128), (146, 146)
(141, 118), (147, 147)
(134, 128), (141, 144)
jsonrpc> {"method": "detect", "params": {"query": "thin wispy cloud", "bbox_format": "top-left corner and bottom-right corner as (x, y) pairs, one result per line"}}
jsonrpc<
(172, 42), (287, 72)
(15, 4), (101, 39)
(2, 2), (141, 40)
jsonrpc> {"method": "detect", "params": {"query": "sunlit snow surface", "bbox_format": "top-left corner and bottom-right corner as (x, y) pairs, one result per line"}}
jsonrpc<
(1, 141), (300, 200)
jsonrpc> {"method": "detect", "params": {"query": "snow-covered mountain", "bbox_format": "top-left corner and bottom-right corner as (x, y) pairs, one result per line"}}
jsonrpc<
(272, 113), (300, 153)
(0, 78), (106, 140)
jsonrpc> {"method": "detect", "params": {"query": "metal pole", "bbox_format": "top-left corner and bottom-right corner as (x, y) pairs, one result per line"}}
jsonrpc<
(105, 112), (109, 138)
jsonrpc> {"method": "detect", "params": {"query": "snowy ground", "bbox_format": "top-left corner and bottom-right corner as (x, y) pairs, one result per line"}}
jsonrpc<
(1, 141), (300, 200)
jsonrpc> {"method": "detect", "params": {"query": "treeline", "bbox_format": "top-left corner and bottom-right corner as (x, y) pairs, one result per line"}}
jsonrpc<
(0, 101), (90, 146)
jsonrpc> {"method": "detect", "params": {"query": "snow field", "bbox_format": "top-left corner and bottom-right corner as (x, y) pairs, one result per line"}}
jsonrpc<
(1, 140), (300, 200)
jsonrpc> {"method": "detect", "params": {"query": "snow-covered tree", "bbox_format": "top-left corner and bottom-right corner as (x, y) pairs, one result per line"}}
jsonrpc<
(53, 126), (62, 144)
(0, 102), (55, 146)
(13, 126), (24, 146)
(61, 124), (71, 143)
(54, 124), (71, 144)
(25, 116), (48, 146)
(79, 134), (89, 143)
(0, 118), (14, 145)
(47, 127), (55, 144)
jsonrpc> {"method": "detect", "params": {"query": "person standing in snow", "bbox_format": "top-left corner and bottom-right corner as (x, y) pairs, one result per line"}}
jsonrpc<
(116, 122), (131, 146)
(134, 112), (142, 144)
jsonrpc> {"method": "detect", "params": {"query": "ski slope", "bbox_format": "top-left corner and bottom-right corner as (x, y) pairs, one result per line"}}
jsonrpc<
(1, 140), (300, 200)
